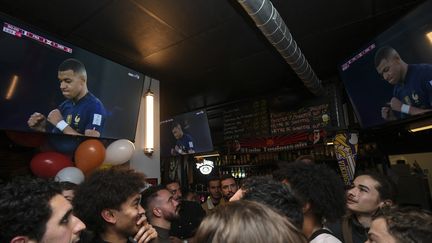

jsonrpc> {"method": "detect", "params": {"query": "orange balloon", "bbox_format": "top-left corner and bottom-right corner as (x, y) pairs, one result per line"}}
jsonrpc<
(74, 139), (105, 175)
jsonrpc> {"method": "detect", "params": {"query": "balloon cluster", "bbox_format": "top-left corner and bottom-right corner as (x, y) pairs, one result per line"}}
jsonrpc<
(6, 131), (136, 180)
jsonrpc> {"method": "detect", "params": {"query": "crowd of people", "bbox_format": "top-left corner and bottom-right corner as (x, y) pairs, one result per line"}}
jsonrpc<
(1, 161), (432, 243)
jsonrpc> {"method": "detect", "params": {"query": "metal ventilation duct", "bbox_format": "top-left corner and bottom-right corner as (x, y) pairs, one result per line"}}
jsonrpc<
(238, 0), (325, 96)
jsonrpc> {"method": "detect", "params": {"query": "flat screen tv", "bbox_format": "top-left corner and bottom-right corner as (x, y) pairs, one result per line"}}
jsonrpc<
(338, 1), (432, 128)
(160, 110), (213, 156)
(0, 14), (144, 140)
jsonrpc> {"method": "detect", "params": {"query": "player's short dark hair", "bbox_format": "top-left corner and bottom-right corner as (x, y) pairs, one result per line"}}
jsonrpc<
(58, 58), (87, 76)
(171, 121), (182, 130)
(0, 177), (61, 242)
(374, 46), (397, 68)
(73, 168), (146, 234)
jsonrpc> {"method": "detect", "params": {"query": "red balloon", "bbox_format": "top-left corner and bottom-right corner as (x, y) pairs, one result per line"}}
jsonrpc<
(30, 152), (73, 178)
(74, 139), (105, 175)
(6, 131), (47, 147)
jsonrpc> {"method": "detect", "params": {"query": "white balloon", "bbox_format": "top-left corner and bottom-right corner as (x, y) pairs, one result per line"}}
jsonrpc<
(55, 167), (85, 185)
(104, 139), (135, 165)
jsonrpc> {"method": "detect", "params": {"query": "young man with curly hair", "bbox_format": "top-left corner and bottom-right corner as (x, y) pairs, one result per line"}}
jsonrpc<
(73, 168), (157, 243)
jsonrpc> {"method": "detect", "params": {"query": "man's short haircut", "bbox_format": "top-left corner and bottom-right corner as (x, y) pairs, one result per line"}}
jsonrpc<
(0, 177), (61, 242)
(140, 185), (167, 220)
(373, 206), (432, 243)
(273, 162), (346, 222)
(58, 58), (87, 79)
(358, 171), (397, 203)
(241, 176), (303, 229)
(374, 46), (398, 68)
(72, 168), (146, 234)
(206, 176), (220, 187)
(163, 179), (180, 188)
(220, 174), (235, 183)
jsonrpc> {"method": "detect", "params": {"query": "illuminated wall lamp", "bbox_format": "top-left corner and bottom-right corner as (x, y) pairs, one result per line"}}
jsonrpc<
(144, 81), (154, 155)
(427, 31), (432, 44)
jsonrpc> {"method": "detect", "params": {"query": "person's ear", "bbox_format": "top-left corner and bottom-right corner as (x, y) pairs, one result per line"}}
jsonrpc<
(379, 199), (393, 208)
(101, 209), (117, 224)
(10, 236), (31, 243)
(302, 202), (311, 214)
(153, 207), (162, 217)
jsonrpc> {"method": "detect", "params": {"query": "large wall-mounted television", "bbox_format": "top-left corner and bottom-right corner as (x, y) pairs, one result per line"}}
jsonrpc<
(160, 110), (213, 157)
(338, 1), (432, 128)
(0, 14), (144, 141)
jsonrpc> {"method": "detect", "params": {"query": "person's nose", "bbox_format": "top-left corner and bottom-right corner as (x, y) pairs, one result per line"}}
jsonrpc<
(72, 215), (86, 233)
(60, 81), (66, 89)
(138, 204), (145, 214)
(347, 187), (357, 198)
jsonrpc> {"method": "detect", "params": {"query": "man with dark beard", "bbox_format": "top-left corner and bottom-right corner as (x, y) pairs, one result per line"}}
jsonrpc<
(141, 185), (180, 243)
(165, 180), (206, 240)
(220, 174), (238, 202)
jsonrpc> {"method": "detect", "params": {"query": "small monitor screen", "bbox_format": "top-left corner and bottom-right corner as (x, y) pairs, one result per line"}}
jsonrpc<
(0, 16), (144, 140)
(160, 110), (213, 156)
(338, 1), (432, 128)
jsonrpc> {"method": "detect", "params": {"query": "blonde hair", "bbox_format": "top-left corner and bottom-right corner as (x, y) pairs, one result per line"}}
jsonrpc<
(195, 200), (307, 243)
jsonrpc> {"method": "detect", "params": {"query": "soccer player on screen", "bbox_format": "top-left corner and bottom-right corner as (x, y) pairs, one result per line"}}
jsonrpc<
(171, 122), (195, 155)
(28, 58), (106, 137)
(375, 46), (432, 120)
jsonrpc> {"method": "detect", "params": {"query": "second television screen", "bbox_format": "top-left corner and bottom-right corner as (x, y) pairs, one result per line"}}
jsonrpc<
(160, 110), (213, 156)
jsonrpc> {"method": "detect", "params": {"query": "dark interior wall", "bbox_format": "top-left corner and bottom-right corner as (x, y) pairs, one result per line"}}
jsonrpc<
(0, 132), (33, 180)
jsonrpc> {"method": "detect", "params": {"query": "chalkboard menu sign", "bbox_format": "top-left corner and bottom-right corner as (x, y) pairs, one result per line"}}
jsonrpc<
(223, 99), (269, 140)
(270, 103), (331, 135)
